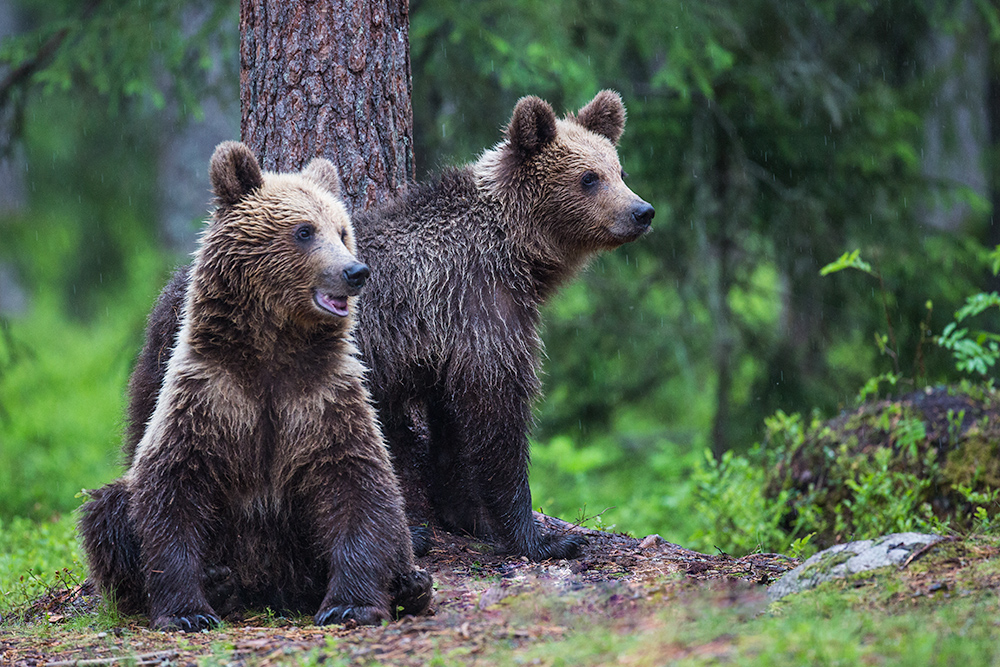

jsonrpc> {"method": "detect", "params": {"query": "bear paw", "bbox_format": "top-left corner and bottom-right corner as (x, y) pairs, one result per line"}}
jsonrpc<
(202, 565), (240, 617)
(314, 604), (387, 627)
(410, 525), (433, 558)
(391, 569), (433, 618)
(532, 532), (587, 561)
(152, 611), (221, 632)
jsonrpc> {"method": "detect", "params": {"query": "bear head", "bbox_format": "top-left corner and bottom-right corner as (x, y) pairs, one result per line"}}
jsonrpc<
(478, 90), (654, 262)
(194, 141), (368, 331)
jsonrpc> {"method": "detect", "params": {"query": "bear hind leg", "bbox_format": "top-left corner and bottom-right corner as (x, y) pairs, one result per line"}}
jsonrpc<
(78, 480), (146, 615)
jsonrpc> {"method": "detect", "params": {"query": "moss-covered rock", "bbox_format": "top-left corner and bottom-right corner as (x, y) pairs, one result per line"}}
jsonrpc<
(762, 383), (1000, 549)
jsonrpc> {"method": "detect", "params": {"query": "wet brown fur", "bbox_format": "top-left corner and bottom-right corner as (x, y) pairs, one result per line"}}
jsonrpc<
(352, 91), (653, 559)
(118, 91), (653, 562)
(79, 142), (432, 631)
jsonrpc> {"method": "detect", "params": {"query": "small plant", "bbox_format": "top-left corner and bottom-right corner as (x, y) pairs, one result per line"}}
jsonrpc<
(822, 246), (1000, 385)
(938, 291), (1000, 375)
(788, 532), (815, 560)
(946, 408), (966, 445)
(687, 447), (792, 556)
(821, 250), (904, 378)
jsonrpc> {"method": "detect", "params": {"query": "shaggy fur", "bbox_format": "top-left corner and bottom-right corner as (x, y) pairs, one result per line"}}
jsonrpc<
(119, 91), (653, 562)
(79, 142), (432, 631)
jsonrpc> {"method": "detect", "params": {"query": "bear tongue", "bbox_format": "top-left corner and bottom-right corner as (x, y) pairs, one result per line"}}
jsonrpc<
(314, 290), (349, 317)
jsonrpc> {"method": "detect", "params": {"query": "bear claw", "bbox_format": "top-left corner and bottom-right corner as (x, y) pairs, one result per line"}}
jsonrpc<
(315, 604), (387, 627)
(153, 612), (221, 632)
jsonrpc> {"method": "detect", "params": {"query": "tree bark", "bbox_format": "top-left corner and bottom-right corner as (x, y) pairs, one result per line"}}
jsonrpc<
(240, 0), (413, 213)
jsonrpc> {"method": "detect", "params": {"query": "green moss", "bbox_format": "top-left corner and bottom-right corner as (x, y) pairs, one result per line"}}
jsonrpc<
(943, 436), (1000, 488)
(797, 550), (853, 580)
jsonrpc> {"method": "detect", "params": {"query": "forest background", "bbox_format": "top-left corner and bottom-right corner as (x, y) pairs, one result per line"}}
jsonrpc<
(1, 0), (999, 573)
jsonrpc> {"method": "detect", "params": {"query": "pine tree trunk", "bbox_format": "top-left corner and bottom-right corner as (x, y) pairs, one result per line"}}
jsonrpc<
(240, 0), (413, 213)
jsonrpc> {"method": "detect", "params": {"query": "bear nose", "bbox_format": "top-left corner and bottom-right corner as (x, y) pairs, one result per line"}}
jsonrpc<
(343, 262), (370, 290)
(632, 202), (655, 228)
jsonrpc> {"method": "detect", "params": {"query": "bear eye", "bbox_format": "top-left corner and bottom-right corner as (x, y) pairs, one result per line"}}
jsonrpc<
(621, 169), (629, 180)
(581, 171), (600, 190)
(340, 229), (347, 243)
(294, 224), (315, 244)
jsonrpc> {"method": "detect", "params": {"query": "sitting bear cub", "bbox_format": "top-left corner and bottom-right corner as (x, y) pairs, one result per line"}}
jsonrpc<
(79, 141), (432, 631)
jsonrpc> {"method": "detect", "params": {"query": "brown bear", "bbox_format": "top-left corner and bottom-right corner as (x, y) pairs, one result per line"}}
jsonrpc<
(79, 141), (432, 631)
(121, 91), (653, 563)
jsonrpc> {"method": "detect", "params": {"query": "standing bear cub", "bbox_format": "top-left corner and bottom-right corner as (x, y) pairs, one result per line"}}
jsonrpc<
(79, 142), (432, 631)
(122, 91), (653, 562)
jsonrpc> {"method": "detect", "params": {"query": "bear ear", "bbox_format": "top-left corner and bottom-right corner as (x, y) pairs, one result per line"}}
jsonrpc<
(574, 90), (626, 145)
(209, 141), (264, 208)
(506, 96), (557, 158)
(301, 157), (342, 198)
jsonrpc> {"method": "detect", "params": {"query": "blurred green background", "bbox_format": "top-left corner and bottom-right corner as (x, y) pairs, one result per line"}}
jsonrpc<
(1, 0), (998, 553)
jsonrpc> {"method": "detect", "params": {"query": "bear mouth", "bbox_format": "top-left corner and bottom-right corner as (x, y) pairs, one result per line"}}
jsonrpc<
(313, 290), (350, 317)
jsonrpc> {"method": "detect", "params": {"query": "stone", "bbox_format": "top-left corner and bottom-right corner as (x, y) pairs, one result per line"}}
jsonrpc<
(767, 532), (945, 601)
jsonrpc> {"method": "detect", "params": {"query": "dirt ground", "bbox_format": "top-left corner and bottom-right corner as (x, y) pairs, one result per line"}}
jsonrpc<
(0, 515), (798, 666)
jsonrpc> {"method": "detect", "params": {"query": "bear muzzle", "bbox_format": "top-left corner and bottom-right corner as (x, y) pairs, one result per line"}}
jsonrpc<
(608, 201), (654, 243)
(631, 202), (655, 230)
(312, 262), (370, 317)
(343, 262), (370, 291)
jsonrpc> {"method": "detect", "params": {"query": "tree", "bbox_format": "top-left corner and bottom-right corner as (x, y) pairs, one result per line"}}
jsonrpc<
(240, 0), (413, 213)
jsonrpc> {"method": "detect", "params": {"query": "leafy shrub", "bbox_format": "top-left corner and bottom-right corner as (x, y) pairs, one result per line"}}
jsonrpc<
(686, 447), (790, 555)
(689, 384), (1000, 558)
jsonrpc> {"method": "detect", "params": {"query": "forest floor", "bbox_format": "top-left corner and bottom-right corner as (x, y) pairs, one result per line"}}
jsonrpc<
(3, 515), (1000, 666)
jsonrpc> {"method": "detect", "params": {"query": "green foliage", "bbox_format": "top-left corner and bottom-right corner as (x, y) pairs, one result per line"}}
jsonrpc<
(689, 383), (1000, 558)
(687, 448), (791, 555)
(938, 290), (1000, 375)
(0, 273), (162, 519)
(838, 447), (937, 537)
(0, 0), (238, 151)
(0, 514), (83, 615)
(819, 250), (875, 277)
(821, 247), (1000, 383)
(530, 433), (702, 539)
(0, 82), (176, 520)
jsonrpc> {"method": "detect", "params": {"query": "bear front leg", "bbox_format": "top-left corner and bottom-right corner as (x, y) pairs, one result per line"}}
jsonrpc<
(301, 453), (431, 626)
(130, 456), (222, 632)
(430, 375), (586, 561)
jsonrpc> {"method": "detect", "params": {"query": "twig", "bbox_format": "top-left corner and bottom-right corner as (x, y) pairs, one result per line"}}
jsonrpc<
(899, 536), (955, 570)
(45, 650), (182, 667)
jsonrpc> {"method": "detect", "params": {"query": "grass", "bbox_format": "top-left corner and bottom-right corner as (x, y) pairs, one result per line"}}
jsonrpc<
(0, 514), (84, 615)
(0, 251), (169, 521)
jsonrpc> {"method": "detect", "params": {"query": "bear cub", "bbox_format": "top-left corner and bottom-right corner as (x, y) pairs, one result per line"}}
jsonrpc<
(350, 90), (654, 560)
(79, 142), (432, 631)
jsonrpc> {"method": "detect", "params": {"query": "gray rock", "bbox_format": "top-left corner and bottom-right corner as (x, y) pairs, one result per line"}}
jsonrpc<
(767, 532), (945, 601)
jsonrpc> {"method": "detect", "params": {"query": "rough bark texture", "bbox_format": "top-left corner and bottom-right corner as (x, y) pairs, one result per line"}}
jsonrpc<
(240, 0), (413, 213)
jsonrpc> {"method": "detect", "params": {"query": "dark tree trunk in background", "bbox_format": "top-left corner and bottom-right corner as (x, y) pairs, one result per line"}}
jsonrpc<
(240, 0), (413, 213)
(988, 67), (1000, 293)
